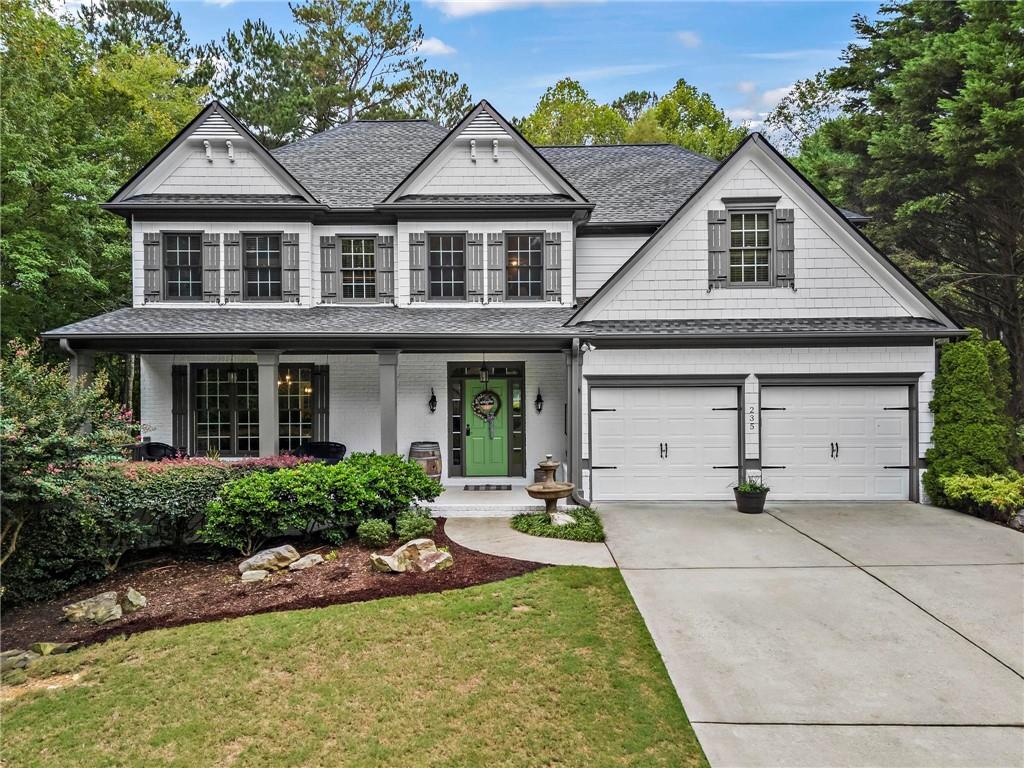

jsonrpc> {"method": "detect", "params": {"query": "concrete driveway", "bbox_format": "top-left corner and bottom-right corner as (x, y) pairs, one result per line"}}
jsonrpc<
(601, 502), (1024, 768)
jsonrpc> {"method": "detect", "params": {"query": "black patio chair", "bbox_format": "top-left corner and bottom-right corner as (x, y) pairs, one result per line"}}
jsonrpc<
(291, 441), (347, 465)
(131, 441), (184, 462)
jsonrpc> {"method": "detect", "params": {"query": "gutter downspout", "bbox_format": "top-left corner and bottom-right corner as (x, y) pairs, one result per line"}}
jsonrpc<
(568, 337), (590, 508)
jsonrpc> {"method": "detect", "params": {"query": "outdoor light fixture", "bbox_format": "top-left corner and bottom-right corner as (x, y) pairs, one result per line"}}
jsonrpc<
(479, 353), (489, 383)
(535, 391), (544, 413)
(428, 388), (437, 413)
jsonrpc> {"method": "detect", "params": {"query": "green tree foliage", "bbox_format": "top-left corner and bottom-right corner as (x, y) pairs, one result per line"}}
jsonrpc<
(79, 0), (189, 59)
(515, 78), (628, 145)
(624, 78), (748, 159)
(1, 0), (206, 345)
(773, 1), (1024, 416)
(0, 341), (135, 570)
(396, 68), (473, 127)
(612, 89), (658, 124)
(924, 331), (1016, 505)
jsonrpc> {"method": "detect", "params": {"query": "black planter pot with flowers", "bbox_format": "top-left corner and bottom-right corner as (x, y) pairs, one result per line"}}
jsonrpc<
(733, 480), (770, 514)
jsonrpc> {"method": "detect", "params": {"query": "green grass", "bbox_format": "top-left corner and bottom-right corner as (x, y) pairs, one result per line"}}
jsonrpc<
(511, 506), (606, 542)
(1, 568), (705, 768)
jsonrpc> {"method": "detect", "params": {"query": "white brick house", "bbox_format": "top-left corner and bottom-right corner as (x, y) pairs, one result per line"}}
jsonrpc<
(44, 100), (963, 504)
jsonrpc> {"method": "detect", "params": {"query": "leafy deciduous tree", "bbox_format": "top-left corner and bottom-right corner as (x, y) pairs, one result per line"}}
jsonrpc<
(515, 78), (628, 145)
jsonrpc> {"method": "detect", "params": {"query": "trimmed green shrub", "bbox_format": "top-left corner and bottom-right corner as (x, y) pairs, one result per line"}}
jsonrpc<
(511, 507), (605, 542)
(396, 509), (437, 543)
(924, 331), (1015, 505)
(939, 473), (1024, 524)
(357, 519), (392, 548)
(202, 470), (289, 556)
(343, 452), (443, 523)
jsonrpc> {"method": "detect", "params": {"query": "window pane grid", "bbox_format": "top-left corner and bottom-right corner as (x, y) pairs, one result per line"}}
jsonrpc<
(278, 366), (313, 452)
(506, 234), (544, 298)
(340, 238), (376, 300)
(194, 368), (235, 454)
(245, 234), (282, 299)
(729, 212), (771, 284)
(429, 234), (466, 298)
(164, 234), (202, 298)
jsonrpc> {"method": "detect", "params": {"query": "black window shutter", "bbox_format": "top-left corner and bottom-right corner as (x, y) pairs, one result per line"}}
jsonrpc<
(282, 233), (301, 301)
(312, 365), (329, 441)
(487, 233), (505, 301)
(144, 233), (162, 302)
(171, 364), (188, 452)
(376, 235), (395, 302)
(202, 233), (221, 303)
(544, 232), (561, 301)
(320, 236), (337, 302)
(775, 209), (795, 289)
(409, 232), (427, 302)
(223, 234), (242, 301)
(708, 210), (728, 290)
(467, 233), (485, 300)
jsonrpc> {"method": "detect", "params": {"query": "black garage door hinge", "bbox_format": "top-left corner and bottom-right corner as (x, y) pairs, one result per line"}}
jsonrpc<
(760, 407), (786, 411)
(883, 406), (911, 411)
(883, 465), (911, 469)
(591, 408), (617, 413)
(760, 465), (787, 469)
(711, 407), (739, 411)
(590, 465), (618, 470)
(713, 465), (740, 469)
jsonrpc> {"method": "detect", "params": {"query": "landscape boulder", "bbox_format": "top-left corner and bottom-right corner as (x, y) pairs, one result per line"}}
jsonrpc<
(29, 642), (78, 657)
(370, 539), (453, 574)
(549, 512), (577, 527)
(62, 591), (122, 625)
(1009, 511), (1024, 532)
(240, 569), (269, 583)
(1, 649), (40, 674)
(238, 545), (300, 574)
(120, 587), (147, 614)
(289, 553), (325, 571)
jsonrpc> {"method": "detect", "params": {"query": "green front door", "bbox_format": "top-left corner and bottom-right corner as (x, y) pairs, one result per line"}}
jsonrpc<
(464, 378), (509, 476)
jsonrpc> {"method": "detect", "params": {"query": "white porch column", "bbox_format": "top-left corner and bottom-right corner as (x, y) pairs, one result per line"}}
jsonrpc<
(378, 350), (400, 455)
(256, 350), (281, 457)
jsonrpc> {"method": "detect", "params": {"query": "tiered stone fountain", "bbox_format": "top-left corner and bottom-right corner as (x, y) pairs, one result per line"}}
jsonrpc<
(526, 454), (576, 525)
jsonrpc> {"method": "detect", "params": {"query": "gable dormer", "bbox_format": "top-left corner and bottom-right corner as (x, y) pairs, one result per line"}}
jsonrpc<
(382, 101), (589, 203)
(107, 102), (319, 207)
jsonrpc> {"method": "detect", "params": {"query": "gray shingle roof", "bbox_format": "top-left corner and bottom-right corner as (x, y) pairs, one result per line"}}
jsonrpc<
(42, 306), (577, 338)
(271, 120), (449, 208)
(43, 308), (956, 342)
(575, 316), (949, 336)
(539, 144), (720, 225)
(120, 193), (313, 206)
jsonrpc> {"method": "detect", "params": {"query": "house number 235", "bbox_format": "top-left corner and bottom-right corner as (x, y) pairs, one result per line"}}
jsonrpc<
(748, 405), (756, 430)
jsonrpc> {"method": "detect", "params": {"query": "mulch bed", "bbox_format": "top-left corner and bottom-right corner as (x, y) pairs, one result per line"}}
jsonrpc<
(0, 519), (543, 651)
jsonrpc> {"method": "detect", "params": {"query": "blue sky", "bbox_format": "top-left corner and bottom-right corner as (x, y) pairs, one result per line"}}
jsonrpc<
(170, 0), (879, 124)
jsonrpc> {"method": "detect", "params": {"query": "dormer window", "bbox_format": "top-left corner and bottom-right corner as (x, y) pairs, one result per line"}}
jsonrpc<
(729, 212), (771, 285)
(244, 234), (282, 300)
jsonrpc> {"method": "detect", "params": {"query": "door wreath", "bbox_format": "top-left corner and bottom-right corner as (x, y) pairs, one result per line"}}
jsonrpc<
(471, 390), (502, 439)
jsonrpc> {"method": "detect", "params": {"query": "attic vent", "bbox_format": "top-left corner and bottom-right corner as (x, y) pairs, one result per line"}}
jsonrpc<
(461, 112), (508, 140)
(194, 112), (241, 139)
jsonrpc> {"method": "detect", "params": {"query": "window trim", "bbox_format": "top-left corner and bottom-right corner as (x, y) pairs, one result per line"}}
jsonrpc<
(161, 230), (205, 302)
(425, 230), (469, 302)
(503, 230), (546, 302)
(336, 234), (379, 304)
(724, 206), (774, 288)
(241, 230), (285, 302)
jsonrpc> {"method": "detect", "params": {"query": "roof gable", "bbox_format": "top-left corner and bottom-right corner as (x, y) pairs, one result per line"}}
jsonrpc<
(109, 102), (319, 206)
(569, 133), (958, 328)
(382, 101), (589, 205)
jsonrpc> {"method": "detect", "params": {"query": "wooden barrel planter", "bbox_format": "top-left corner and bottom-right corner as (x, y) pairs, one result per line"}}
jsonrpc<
(409, 441), (442, 481)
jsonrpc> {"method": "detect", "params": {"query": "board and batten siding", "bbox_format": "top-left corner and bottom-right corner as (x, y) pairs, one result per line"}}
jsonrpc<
(580, 343), (937, 495)
(584, 155), (911, 321)
(393, 219), (574, 306)
(131, 221), (315, 306)
(575, 235), (650, 298)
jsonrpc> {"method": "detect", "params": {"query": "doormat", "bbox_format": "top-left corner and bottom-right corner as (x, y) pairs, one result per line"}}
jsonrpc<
(463, 484), (513, 491)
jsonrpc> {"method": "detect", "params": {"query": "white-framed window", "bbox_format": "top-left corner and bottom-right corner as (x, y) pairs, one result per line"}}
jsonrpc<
(729, 212), (771, 285)
(339, 237), (376, 300)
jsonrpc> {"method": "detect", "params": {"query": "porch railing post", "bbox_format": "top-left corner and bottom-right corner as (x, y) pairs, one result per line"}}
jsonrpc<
(378, 350), (400, 455)
(255, 350), (282, 457)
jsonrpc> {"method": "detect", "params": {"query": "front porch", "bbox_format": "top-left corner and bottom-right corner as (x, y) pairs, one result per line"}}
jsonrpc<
(434, 476), (575, 517)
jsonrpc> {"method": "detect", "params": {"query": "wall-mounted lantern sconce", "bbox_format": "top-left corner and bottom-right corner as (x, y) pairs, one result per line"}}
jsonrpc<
(428, 388), (438, 413)
(535, 391), (544, 413)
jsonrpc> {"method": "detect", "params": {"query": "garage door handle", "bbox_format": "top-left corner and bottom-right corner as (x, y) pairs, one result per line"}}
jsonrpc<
(591, 465), (618, 470)
(713, 465), (739, 469)
(591, 408), (617, 412)
(884, 465), (910, 469)
(760, 407), (786, 411)
(761, 465), (786, 470)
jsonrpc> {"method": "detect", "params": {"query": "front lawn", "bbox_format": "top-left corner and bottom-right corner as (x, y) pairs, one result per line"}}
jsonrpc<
(1, 567), (706, 767)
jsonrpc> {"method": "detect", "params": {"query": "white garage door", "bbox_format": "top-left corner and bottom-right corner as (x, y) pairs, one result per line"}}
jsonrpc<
(761, 385), (911, 500)
(590, 386), (740, 501)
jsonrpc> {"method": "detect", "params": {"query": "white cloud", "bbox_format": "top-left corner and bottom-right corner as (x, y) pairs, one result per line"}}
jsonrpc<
(425, 0), (600, 18)
(743, 48), (838, 61)
(725, 107), (758, 122)
(736, 80), (757, 95)
(676, 30), (701, 49)
(525, 62), (668, 88)
(725, 82), (794, 130)
(761, 84), (794, 106)
(203, 0), (237, 6)
(416, 37), (457, 56)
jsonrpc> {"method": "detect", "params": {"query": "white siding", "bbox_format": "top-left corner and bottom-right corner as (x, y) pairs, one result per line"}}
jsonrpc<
(132, 220), (314, 306)
(412, 142), (558, 195)
(136, 143), (291, 196)
(584, 153), (914, 321)
(575, 235), (649, 298)
(580, 344), (936, 496)
(394, 218), (574, 305)
(311, 223), (397, 305)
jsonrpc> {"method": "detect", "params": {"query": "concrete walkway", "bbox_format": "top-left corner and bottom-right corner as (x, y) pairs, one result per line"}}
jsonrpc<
(444, 516), (615, 567)
(602, 502), (1024, 768)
